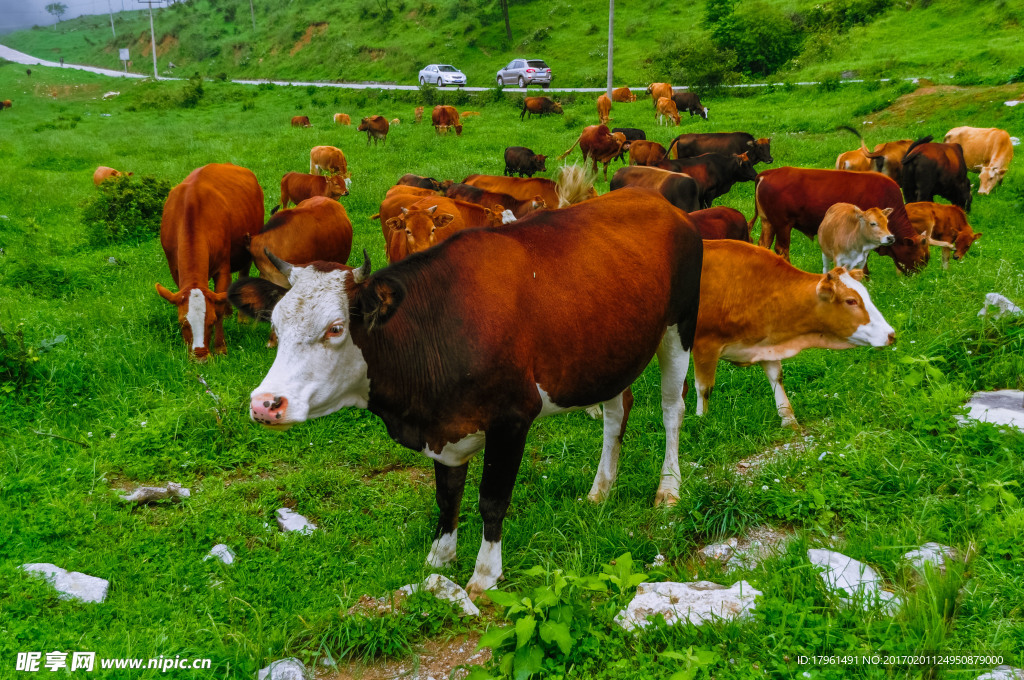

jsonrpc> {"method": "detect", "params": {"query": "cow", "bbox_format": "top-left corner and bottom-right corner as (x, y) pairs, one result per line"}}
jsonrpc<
(656, 97), (681, 126)
(504, 147), (547, 177)
(446, 183), (546, 219)
(520, 96), (563, 120)
(228, 187), (704, 598)
(391, 118), (401, 125)
(310, 145), (350, 179)
(669, 132), (774, 165)
(646, 82), (672, 106)
(900, 138), (972, 213)
(334, 113), (351, 125)
(375, 188), (510, 234)
(657, 152), (757, 208)
(671, 92), (708, 119)
(597, 94), (611, 125)
(431, 105), (463, 135)
(357, 115), (390, 145)
(276, 172), (347, 212)
(612, 127), (646, 142)
(461, 111), (481, 118)
(93, 166), (132, 186)
(943, 126), (1013, 194)
(290, 115), (311, 128)
(464, 166), (598, 208)
(629, 140), (668, 167)
(609, 166), (701, 212)
(905, 202), (981, 270)
(818, 203), (895, 273)
(382, 199), (465, 263)
(612, 87), (636, 103)
(689, 207), (750, 242)
(835, 126), (914, 182)
(751, 167), (929, 274)
(690, 241), (894, 429)
(156, 163), (264, 360)
(414, 106), (424, 124)
(396, 174), (452, 193)
(558, 124), (631, 181)
(0, 100), (11, 110)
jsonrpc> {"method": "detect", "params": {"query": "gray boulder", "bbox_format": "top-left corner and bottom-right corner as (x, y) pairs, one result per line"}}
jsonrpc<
(21, 563), (109, 603)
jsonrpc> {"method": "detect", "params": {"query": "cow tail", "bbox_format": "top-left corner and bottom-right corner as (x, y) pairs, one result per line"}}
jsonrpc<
(747, 176), (763, 237)
(904, 135), (933, 158)
(369, 212), (381, 221)
(270, 205), (281, 216)
(557, 133), (584, 161)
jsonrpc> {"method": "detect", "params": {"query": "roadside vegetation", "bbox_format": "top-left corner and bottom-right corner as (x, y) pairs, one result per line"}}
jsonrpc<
(0, 59), (1022, 678)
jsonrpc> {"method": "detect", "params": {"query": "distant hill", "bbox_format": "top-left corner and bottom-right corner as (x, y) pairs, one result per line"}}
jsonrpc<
(2, 0), (1022, 87)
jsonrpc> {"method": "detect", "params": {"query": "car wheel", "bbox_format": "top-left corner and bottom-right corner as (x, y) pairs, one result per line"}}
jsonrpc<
(542, 83), (550, 89)
(497, 76), (504, 86)
(419, 77), (425, 86)
(437, 78), (443, 87)
(518, 76), (526, 88)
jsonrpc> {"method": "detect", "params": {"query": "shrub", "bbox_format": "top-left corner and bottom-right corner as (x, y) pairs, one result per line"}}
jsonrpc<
(82, 175), (174, 246)
(654, 33), (738, 94)
(179, 73), (204, 108)
(729, 2), (803, 76)
(1010, 66), (1024, 84)
(0, 325), (41, 394)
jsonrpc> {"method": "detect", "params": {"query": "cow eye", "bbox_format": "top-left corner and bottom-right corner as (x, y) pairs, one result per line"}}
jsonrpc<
(845, 298), (859, 306)
(325, 323), (345, 337)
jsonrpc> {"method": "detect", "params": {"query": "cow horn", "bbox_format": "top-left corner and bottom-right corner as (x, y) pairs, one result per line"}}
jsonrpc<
(264, 249), (293, 279)
(353, 249), (371, 283)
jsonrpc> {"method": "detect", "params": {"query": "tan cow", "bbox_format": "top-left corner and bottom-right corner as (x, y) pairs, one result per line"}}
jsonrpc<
(558, 125), (631, 181)
(93, 166), (132, 186)
(391, 118), (401, 125)
(596, 94), (611, 124)
(655, 97), (680, 126)
(943, 126), (1013, 194)
(290, 115), (311, 128)
(835, 127), (914, 183)
(384, 200), (464, 263)
(414, 106), (424, 123)
(309, 146), (350, 178)
(612, 87), (636, 103)
(461, 110), (481, 118)
(333, 113), (351, 125)
(905, 202), (982, 269)
(646, 82), (672, 106)
(818, 203), (895, 273)
(277, 172), (347, 211)
(357, 115), (390, 145)
(628, 140), (668, 166)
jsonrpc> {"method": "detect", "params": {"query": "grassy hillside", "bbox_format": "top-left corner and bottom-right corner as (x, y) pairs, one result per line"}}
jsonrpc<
(3, 0), (1024, 87)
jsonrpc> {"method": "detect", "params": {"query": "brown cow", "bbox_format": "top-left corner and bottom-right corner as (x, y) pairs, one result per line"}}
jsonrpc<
(818, 203), (895, 273)
(463, 166), (597, 208)
(291, 115), (311, 128)
(628, 140), (668, 167)
(156, 163), (264, 359)
(671, 92), (708, 119)
(656, 97), (680, 126)
(558, 125), (631, 181)
(597, 94), (611, 125)
(446, 183), (545, 219)
(609, 166), (701, 212)
(461, 110), (481, 118)
(943, 126), (1013, 194)
(689, 207), (750, 242)
(310, 146), (350, 178)
(669, 132), (773, 165)
(414, 106), (424, 123)
(905, 202), (982, 269)
(432, 105), (463, 135)
(0, 100), (11, 110)
(646, 82), (672, 106)
(384, 200), (464, 263)
(277, 172), (347, 211)
(612, 87), (636, 103)
(835, 127), (914, 182)
(901, 139), (972, 213)
(357, 115), (390, 145)
(93, 166), (132, 186)
(520, 96), (563, 120)
(395, 174), (452, 193)
(333, 113), (351, 125)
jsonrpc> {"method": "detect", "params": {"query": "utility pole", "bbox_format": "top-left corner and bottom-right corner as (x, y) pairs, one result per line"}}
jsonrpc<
(249, 0), (256, 32)
(606, 0), (614, 100)
(107, 0), (116, 38)
(137, 0), (162, 79)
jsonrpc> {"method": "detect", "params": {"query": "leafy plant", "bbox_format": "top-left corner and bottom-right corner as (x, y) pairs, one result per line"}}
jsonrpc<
(81, 174), (174, 245)
(0, 324), (41, 394)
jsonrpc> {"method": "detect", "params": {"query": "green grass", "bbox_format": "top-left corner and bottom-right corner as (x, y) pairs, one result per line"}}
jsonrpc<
(1, 60), (1023, 678)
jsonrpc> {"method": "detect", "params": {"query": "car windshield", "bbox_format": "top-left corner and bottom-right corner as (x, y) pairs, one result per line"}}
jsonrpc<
(438, 65), (459, 73)
(527, 60), (548, 69)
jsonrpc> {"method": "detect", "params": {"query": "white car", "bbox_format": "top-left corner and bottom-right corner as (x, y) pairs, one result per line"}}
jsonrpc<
(418, 64), (467, 87)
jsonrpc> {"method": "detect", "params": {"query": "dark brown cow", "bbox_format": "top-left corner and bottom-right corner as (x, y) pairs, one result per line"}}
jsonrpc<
(657, 152), (758, 209)
(0, 100), (12, 110)
(751, 167), (928, 273)
(396, 174), (452, 193)
(669, 132), (773, 165)
(290, 115), (311, 128)
(156, 163), (264, 359)
(629, 140), (668, 167)
(558, 124), (631, 181)
(671, 92), (708, 119)
(520, 96), (563, 120)
(432, 105), (463, 135)
(504, 147), (547, 177)
(689, 207), (750, 242)
(900, 138), (973, 213)
(609, 166), (701, 212)
(612, 87), (637, 103)
(276, 172), (347, 212)
(446, 183), (545, 219)
(357, 115), (390, 145)
(231, 187), (704, 598)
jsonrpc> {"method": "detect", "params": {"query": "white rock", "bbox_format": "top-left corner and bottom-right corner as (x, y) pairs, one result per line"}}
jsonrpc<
(808, 549), (900, 612)
(978, 293), (1023, 318)
(21, 563), (109, 603)
(614, 580), (761, 631)
(399, 574), (479, 617)
(204, 544), (235, 565)
(257, 657), (308, 680)
(959, 390), (1024, 431)
(699, 538), (738, 562)
(976, 666), (1024, 680)
(903, 542), (956, 574)
(275, 508), (316, 535)
(102, 91), (120, 99)
(119, 482), (191, 503)
(1011, 136), (1022, 146)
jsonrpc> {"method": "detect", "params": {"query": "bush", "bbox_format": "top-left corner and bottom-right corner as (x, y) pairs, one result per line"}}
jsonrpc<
(82, 175), (174, 246)
(0, 325), (41, 394)
(654, 33), (738, 94)
(180, 73), (205, 108)
(729, 2), (803, 76)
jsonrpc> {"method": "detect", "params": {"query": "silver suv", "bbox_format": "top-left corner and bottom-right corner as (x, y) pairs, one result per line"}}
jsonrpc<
(496, 59), (552, 88)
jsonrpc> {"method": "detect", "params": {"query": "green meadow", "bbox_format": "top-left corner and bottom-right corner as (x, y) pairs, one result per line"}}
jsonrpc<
(0, 60), (1022, 678)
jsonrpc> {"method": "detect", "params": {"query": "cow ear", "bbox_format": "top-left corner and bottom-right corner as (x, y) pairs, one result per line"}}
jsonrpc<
(155, 283), (182, 304)
(882, 207), (893, 217)
(973, 233), (983, 241)
(746, 140), (754, 147)
(847, 269), (865, 282)
(358, 275), (406, 330)
(227, 276), (287, 322)
(385, 217), (402, 231)
(435, 213), (456, 228)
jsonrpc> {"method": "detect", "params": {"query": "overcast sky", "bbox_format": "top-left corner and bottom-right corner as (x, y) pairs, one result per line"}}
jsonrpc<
(0, 0), (136, 35)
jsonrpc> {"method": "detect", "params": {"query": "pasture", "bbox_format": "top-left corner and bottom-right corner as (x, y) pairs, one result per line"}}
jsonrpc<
(1, 61), (1023, 679)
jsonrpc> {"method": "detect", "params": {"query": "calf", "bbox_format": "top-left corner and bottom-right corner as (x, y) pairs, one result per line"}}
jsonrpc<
(818, 203), (895, 273)
(656, 97), (680, 126)
(905, 202), (982, 270)
(277, 172), (347, 212)
(901, 138), (972, 212)
(504, 147), (547, 177)
(334, 113), (351, 125)
(520, 96), (563, 120)
(610, 166), (701, 212)
(310, 145), (350, 179)
(446, 183), (545, 219)
(671, 92), (708, 119)
(558, 124), (631, 181)
(612, 87), (636, 103)
(658, 152), (757, 208)
(93, 166), (132, 186)
(597, 94), (611, 124)
(628, 140), (668, 167)
(689, 207), (750, 242)
(943, 126), (1013, 194)
(290, 115), (311, 128)
(357, 115), (390, 145)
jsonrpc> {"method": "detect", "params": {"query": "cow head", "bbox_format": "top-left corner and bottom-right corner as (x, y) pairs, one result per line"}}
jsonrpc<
(860, 207), (895, 246)
(815, 268), (895, 348)
(747, 138), (774, 164)
(386, 205), (455, 256)
(357, 118), (370, 131)
(155, 283), (229, 361)
(326, 174), (349, 199)
(455, 124), (463, 136)
(734, 153), (758, 181)
(879, 231), (929, 274)
(701, 106), (709, 120)
(535, 154), (547, 173)
(978, 165), (1006, 194)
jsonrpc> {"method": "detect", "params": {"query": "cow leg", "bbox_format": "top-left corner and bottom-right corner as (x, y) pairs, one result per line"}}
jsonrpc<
(465, 420), (531, 600)
(655, 326), (690, 507)
(587, 387), (634, 502)
(693, 350), (719, 418)
(756, 214), (775, 251)
(212, 270), (232, 355)
(761, 360), (798, 429)
(822, 252), (831, 274)
(426, 460), (469, 568)
(773, 224), (792, 261)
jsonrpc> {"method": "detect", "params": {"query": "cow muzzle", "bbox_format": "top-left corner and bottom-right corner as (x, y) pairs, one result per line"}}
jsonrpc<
(251, 392), (291, 428)
(881, 235), (896, 245)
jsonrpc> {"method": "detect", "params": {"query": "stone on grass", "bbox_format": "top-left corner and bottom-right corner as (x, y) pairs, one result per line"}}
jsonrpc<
(699, 527), (792, 572)
(399, 574), (479, 617)
(257, 658), (308, 680)
(275, 508), (316, 535)
(21, 563), (109, 603)
(976, 666), (1024, 680)
(119, 482), (190, 503)
(959, 390), (1024, 432)
(977, 293), (1022, 318)
(700, 538), (738, 562)
(614, 581), (761, 631)
(808, 549), (900, 612)
(204, 544), (235, 565)
(902, 543), (957, 575)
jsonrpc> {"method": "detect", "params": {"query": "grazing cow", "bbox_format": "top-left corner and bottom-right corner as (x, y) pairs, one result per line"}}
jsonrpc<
(157, 163), (264, 359)
(291, 115), (311, 128)
(504, 147), (547, 177)
(656, 97), (681, 126)
(93, 166), (132, 186)
(310, 145), (350, 179)
(446, 183), (546, 219)
(671, 92), (708, 119)
(612, 127), (646, 142)
(905, 202), (981, 270)
(669, 132), (773, 165)
(357, 115), (390, 145)
(597, 94), (611, 124)
(461, 111), (481, 118)
(276, 172), (347, 212)
(646, 82), (672, 106)
(612, 87), (637, 103)
(396, 174), (452, 193)
(835, 127), (914, 183)
(943, 126), (1013, 194)
(901, 138), (972, 213)
(610, 166), (701, 212)
(230, 187), (704, 598)
(629, 140), (668, 167)
(558, 124), (631, 181)
(689, 207), (750, 242)
(520, 96), (563, 120)
(431, 105), (462, 135)
(658, 152), (758, 208)
(691, 241), (894, 428)
(382, 199), (466, 263)
(333, 113), (351, 125)
(414, 106), (424, 124)
(818, 203), (895, 273)
(0, 100), (11, 110)
(391, 118), (401, 125)
(752, 167), (928, 273)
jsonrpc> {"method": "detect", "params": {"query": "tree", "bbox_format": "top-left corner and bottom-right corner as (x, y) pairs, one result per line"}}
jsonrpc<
(45, 2), (68, 29)
(499, 0), (512, 43)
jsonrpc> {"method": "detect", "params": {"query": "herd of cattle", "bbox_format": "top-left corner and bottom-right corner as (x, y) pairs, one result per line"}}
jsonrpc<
(87, 84), (1014, 597)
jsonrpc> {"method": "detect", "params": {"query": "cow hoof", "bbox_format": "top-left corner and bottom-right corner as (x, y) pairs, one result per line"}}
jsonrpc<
(781, 417), (801, 430)
(654, 490), (679, 507)
(465, 575), (500, 602)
